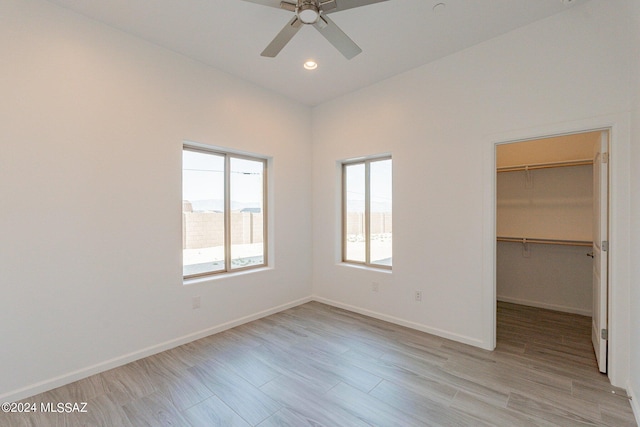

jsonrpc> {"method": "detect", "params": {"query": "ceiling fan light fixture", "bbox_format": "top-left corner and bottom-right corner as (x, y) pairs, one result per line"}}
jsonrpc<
(304, 60), (318, 70)
(297, 3), (320, 24)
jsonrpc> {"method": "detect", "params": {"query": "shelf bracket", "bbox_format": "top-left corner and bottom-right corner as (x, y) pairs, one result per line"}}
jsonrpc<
(524, 165), (533, 189)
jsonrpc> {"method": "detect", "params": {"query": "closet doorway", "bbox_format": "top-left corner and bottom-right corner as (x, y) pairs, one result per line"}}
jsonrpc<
(495, 129), (609, 374)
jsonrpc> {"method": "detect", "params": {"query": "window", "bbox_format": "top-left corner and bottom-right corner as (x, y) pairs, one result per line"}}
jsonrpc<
(343, 156), (392, 268)
(182, 145), (267, 279)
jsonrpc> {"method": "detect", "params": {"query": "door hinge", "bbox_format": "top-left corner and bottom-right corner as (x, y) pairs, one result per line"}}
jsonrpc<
(601, 329), (608, 340)
(602, 152), (609, 164)
(602, 240), (609, 251)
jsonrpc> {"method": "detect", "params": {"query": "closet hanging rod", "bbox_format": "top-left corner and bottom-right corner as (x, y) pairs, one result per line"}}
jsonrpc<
(497, 158), (593, 173)
(497, 236), (593, 247)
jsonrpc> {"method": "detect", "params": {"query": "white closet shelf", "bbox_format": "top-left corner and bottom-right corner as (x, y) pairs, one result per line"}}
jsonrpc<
(497, 236), (592, 247)
(497, 159), (593, 173)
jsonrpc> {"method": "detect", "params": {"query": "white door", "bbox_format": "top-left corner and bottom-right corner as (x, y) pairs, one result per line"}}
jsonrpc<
(592, 131), (609, 373)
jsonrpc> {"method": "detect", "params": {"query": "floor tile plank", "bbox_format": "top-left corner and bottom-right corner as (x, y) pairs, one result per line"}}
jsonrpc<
(188, 358), (280, 425)
(183, 395), (251, 427)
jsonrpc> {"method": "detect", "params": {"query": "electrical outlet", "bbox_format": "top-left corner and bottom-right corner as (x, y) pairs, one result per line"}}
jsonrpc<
(372, 282), (379, 292)
(192, 296), (201, 309)
(414, 290), (422, 302)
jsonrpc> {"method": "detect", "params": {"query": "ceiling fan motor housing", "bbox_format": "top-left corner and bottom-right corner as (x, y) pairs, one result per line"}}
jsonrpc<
(297, 0), (320, 24)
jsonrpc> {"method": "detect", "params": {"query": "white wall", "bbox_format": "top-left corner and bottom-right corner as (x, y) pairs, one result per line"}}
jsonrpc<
(0, 0), (312, 401)
(311, 0), (632, 387)
(628, 0), (640, 419)
(497, 166), (593, 242)
(497, 242), (593, 315)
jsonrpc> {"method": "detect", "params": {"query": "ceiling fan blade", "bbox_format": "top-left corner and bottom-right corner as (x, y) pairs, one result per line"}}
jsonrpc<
(318, 0), (338, 13)
(313, 15), (362, 59)
(239, 0), (293, 9)
(261, 16), (303, 57)
(326, 0), (389, 14)
(279, 1), (297, 12)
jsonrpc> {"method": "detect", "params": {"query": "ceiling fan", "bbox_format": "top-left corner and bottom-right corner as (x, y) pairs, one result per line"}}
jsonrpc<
(242, 0), (389, 59)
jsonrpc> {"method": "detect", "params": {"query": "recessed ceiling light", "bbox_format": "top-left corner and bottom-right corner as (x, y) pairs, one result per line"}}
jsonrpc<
(304, 60), (318, 70)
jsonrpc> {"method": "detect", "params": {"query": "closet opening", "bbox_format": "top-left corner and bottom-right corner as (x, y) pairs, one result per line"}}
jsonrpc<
(495, 129), (610, 375)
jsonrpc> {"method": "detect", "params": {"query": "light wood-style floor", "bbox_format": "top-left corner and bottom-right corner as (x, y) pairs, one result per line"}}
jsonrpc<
(2, 301), (636, 426)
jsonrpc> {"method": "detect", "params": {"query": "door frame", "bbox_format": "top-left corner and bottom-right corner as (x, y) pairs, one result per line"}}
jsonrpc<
(483, 113), (631, 387)
(592, 131), (610, 373)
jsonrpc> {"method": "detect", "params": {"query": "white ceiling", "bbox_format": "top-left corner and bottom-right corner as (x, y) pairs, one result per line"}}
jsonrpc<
(46, 0), (588, 106)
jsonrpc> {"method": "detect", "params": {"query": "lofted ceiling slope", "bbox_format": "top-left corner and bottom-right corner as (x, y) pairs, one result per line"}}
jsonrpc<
(46, 0), (589, 106)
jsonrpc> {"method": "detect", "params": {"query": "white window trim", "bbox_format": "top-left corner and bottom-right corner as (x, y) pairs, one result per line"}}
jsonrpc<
(342, 155), (392, 270)
(182, 142), (268, 280)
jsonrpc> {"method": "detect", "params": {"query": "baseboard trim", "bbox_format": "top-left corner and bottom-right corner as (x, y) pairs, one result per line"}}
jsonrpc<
(1, 296), (312, 403)
(312, 296), (486, 349)
(629, 382), (640, 425)
(497, 295), (592, 317)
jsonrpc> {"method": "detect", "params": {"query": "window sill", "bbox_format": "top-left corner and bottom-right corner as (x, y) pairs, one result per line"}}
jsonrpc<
(338, 262), (392, 274)
(183, 266), (273, 286)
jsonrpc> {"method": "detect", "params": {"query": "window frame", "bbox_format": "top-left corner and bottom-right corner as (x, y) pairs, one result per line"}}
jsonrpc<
(182, 144), (268, 280)
(342, 155), (392, 270)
